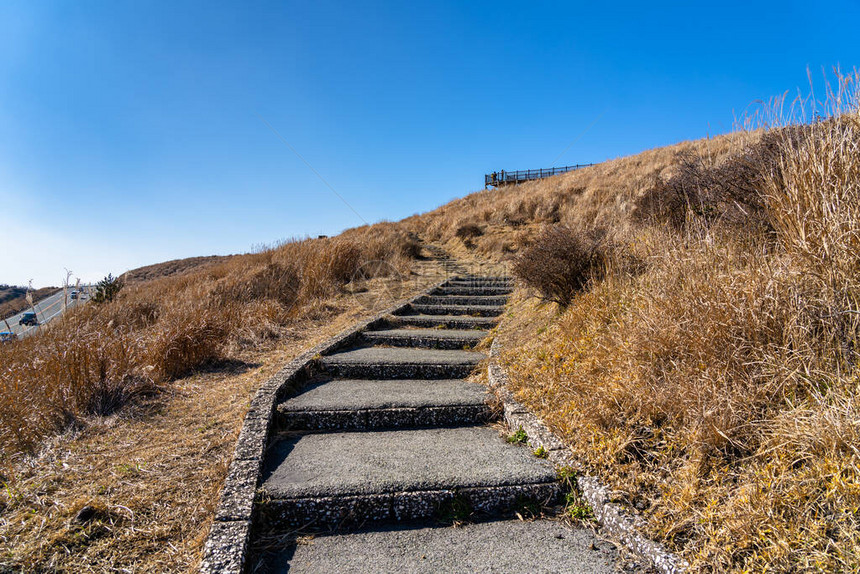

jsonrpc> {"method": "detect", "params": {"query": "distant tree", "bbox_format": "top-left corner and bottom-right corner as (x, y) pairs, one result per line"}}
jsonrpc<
(92, 274), (123, 304)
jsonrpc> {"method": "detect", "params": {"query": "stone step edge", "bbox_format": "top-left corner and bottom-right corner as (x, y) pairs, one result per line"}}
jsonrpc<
(321, 362), (479, 380)
(199, 276), (451, 574)
(360, 332), (484, 349)
(486, 338), (689, 574)
(276, 403), (494, 431)
(447, 276), (512, 282)
(418, 295), (509, 304)
(432, 288), (513, 296)
(445, 280), (512, 285)
(443, 284), (512, 290)
(255, 482), (561, 531)
(390, 315), (498, 327)
(407, 304), (504, 317)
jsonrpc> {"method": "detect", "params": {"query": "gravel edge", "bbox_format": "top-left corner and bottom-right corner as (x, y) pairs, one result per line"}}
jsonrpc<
(487, 337), (689, 574)
(198, 278), (448, 574)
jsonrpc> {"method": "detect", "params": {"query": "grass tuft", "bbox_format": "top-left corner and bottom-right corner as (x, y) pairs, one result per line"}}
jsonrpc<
(506, 426), (528, 444)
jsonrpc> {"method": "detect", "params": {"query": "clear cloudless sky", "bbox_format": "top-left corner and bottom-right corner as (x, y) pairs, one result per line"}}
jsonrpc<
(1, 0), (858, 286)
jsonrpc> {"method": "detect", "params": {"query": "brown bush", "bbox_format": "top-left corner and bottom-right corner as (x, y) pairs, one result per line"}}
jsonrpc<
(634, 129), (800, 230)
(214, 261), (301, 308)
(108, 299), (160, 329)
(146, 314), (227, 382)
(0, 319), (151, 449)
(513, 225), (608, 306)
(455, 223), (484, 240)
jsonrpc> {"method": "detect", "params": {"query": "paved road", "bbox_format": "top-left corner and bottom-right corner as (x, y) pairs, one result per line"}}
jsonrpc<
(1, 288), (90, 339)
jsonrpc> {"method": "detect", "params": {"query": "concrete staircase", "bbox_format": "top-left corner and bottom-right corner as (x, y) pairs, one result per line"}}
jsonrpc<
(250, 275), (622, 573)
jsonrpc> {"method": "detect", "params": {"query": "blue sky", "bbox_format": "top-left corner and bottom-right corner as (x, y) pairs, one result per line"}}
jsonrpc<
(1, 1), (858, 286)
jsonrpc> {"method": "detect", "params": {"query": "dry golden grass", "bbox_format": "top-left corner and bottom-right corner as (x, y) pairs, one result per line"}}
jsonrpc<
(470, 75), (860, 571)
(409, 71), (860, 571)
(402, 129), (749, 264)
(0, 253), (445, 572)
(0, 223), (418, 457)
(121, 255), (232, 284)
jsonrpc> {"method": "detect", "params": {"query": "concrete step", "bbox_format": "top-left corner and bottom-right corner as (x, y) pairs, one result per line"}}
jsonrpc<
(321, 346), (485, 379)
(452, 275), (512, 281)
(276, 378), (493, 431)
(433, 285), (513, 296)
(257, 426), (560, 530)
(259, 519), (622, 574)
(389, 314), (499, 330)
(417, 295), (508, 307)
(361, 328), (487, 349)
(446, 279), (513, 288)
(407, 304), (504, 317)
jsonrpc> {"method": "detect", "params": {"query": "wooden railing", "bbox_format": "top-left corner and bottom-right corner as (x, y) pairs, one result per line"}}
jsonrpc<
(484, 163), (594, 188)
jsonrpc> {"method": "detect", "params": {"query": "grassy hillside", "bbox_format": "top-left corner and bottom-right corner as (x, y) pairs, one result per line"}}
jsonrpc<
(403, 77), (860, 571)
(120, 255), (233, 284)
(0, 224), (419, 455)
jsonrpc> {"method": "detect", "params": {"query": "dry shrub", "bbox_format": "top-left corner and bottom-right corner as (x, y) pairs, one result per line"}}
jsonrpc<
(299, 240), (363, 297)
(455, 223), (484, 249)
(634, 131), (784, 229)
(762, 117), (860, 369)
(455, 223), (484, 240)
(0, 318), (151, 449)
(146, 313), (228, 382)
(108, 299), (161, 329)
(214, 260), (301, 308)
(513, 225), (609, 306)
(506, 223), (860, 570)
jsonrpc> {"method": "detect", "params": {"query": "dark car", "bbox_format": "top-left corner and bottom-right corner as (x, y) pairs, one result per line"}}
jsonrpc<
(19, 312), (38, 326)
(0, 332), (17, 343)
